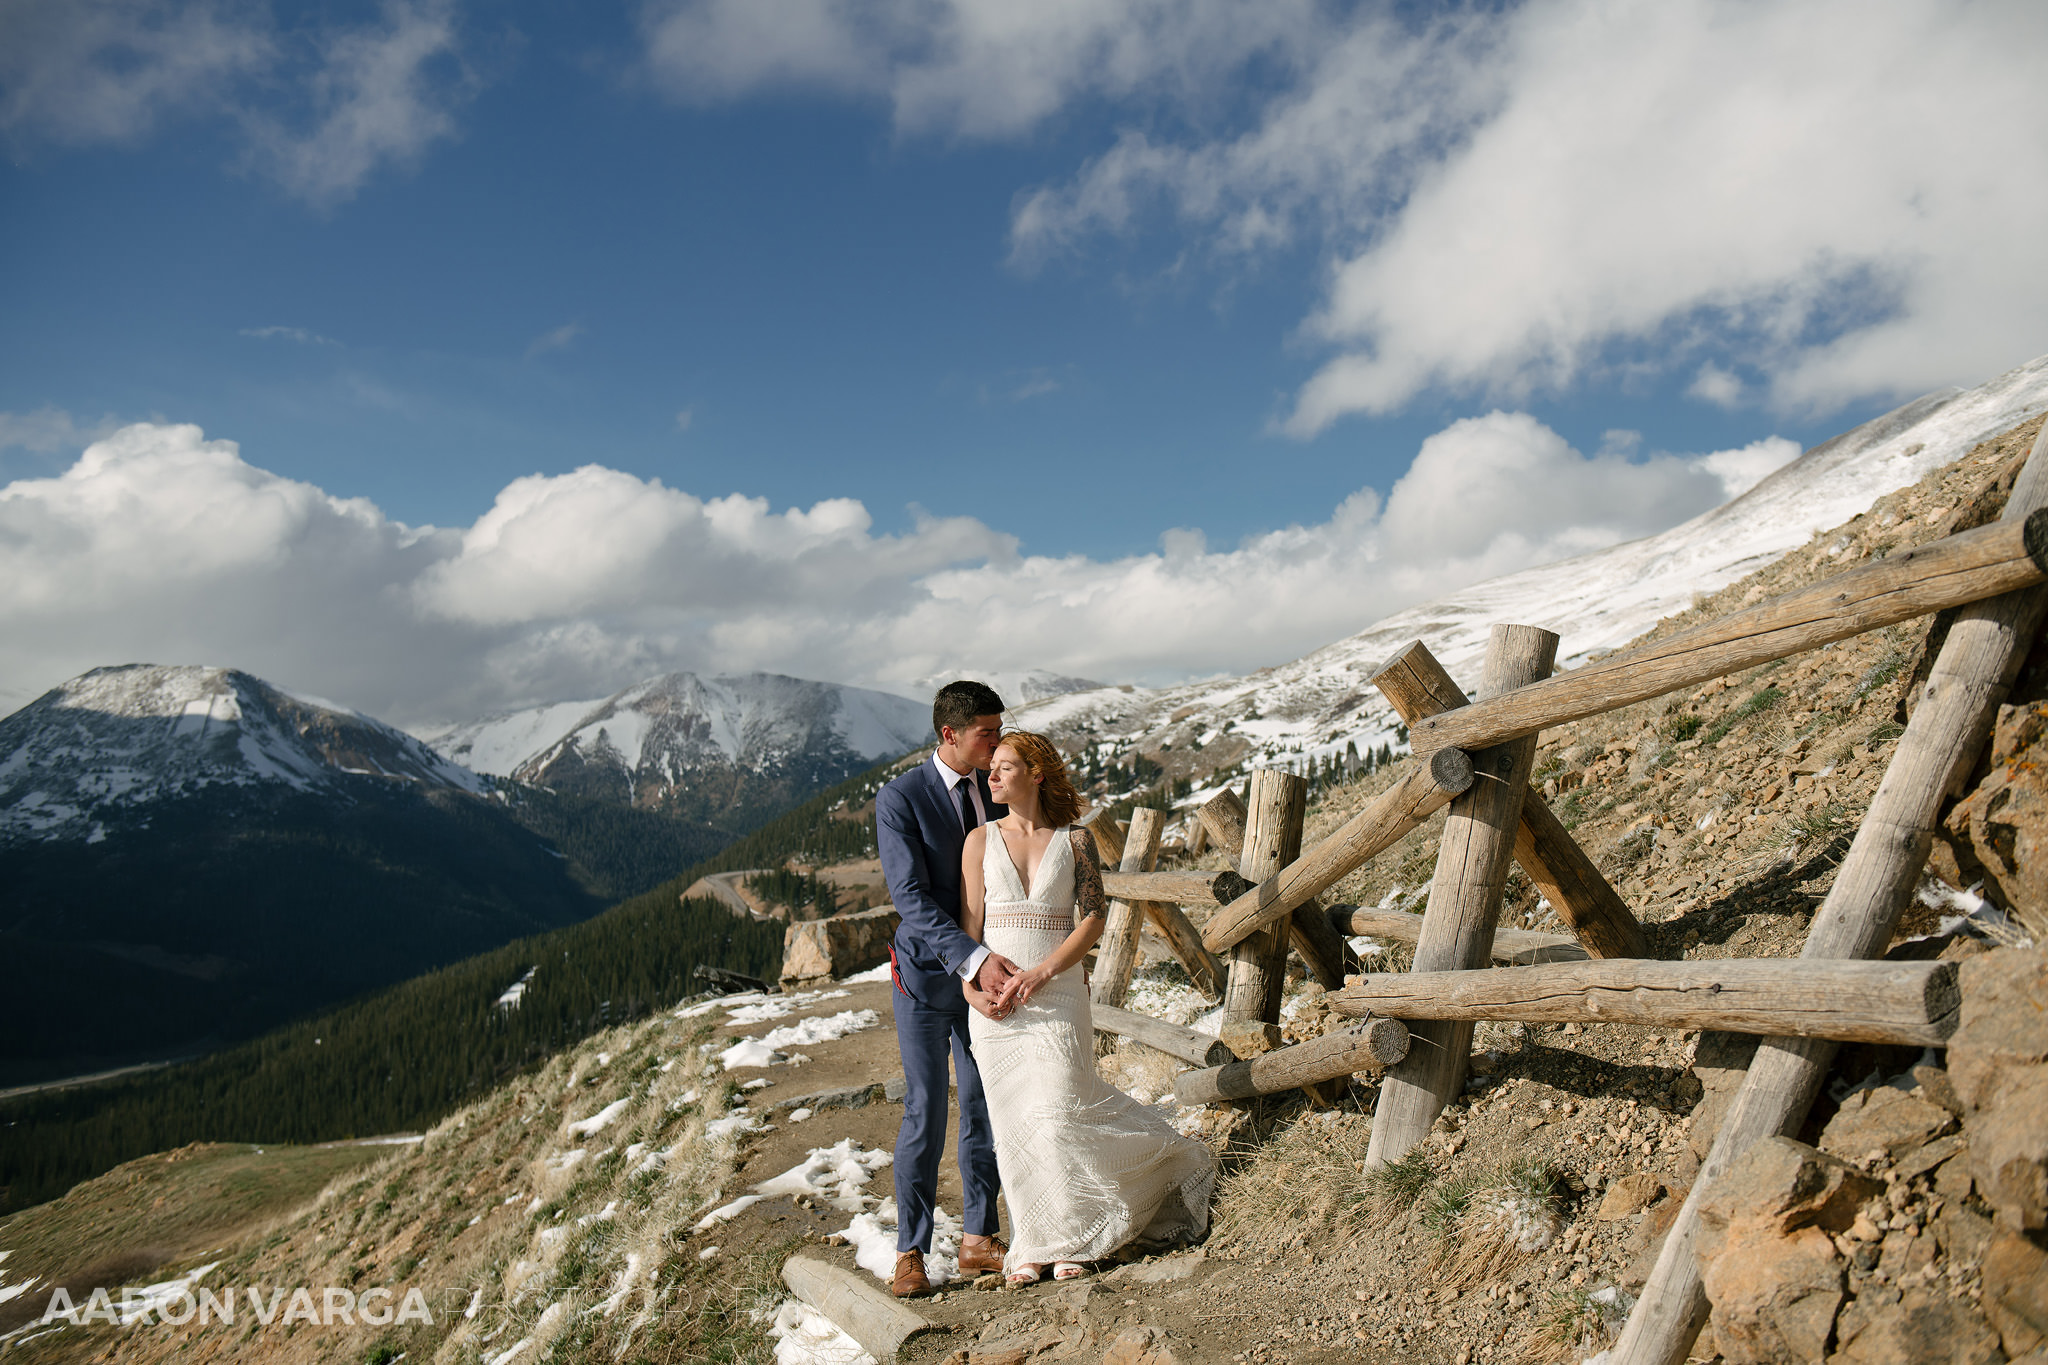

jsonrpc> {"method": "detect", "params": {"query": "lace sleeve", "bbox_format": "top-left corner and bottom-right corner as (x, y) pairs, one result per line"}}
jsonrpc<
(1070, 828), (1107, 920)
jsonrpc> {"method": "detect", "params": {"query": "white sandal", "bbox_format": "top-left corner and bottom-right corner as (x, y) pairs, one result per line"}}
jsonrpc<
(1053, 1261), (1088, 1280)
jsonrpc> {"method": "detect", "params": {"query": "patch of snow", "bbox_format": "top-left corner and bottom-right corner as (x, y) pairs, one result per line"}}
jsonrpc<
(565, 1098), (631, 1138)
(767, 1296), (877, 1365)
(837, 1197), (965, 1288)
(753, 1139), (892, 1211)
(720, 1010), (880, 1070)
(840, 963), (892, 984)
(695, 1195), (763, 1229)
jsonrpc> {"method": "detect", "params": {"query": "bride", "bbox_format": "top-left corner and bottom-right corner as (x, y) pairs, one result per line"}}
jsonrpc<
(960, 729), (1215, 1286)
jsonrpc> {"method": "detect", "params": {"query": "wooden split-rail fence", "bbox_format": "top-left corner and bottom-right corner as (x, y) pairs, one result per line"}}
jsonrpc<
(1078, 424), (2048, 1365)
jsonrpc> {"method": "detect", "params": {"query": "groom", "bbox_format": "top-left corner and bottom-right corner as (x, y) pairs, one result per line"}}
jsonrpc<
(876, 679), (1019, 1296)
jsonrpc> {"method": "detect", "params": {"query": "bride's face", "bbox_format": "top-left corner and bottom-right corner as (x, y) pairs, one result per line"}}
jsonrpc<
(986, 744), (1040, 805)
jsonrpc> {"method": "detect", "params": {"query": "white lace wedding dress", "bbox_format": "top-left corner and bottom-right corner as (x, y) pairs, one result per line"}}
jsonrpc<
(968, 825), (1215, 1271)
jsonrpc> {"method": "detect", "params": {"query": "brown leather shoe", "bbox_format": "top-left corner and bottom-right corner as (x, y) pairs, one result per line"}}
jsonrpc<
(891, 1250), (931, 1298)
(956, 1237), (1008, 1275)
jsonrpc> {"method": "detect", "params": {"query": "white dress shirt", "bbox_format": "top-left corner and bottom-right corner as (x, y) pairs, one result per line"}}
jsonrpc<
(931, 751), (994, 983)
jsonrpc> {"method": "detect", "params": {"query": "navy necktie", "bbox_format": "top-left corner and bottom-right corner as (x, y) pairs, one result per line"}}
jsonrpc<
(955, 776), (976, 832)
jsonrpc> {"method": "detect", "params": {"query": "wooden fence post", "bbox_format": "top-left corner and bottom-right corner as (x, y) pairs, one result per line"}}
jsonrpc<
(1611, 424), (2048, 1365)
(1366, 624), (1558, 1169)
(1092, 807), (1164, 1009)
(1222, 770), (1308, 1029)
(1372, 640), (1648, 959)
(1081, 809), (1228, 998)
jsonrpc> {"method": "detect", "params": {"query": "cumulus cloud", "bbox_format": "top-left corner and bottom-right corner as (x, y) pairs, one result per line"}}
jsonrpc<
(637, 0), (1320, 138)
(241, 324), (338, 345)
(0, 0), (473, 206)
(0, 407), (121, 455)
(0, 416), (1789, 725)
(525, 322), (584, 359)
(1001, 1), (2048, 430)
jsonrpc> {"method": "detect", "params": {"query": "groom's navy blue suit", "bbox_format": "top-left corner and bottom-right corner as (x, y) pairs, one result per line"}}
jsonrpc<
(876, 755), (1006, 1254)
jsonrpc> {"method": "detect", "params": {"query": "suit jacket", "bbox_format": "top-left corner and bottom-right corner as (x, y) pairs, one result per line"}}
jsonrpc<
(876, 757), (1007, 1007)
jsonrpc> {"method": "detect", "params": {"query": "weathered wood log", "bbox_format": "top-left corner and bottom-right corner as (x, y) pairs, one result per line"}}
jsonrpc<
(1199, 752), (1474, 954)
(1196, 787), (1248, 857)
(1223, 770), (1306, 1025)
(783, 1254), (931, 1359)
(1092, 807), (1164, 1010)
(1330, 958), (1960, 1046)
(1409, 509), (2048, 759)
(1102, 867), (1256, 905)
(1367, 624), (1557, 1169)
(1093, 1003), (1238, 1067)
(1373, 640), (1649, 960)
(1286, 889), (1350, 990)
(1172, 1017), (1410, 1104)
(1187, 819), (1209, 857)
(1612, 426), (2048, 1365)
(1338, 907), (1589, 964)
(1081, 808), (1227, 998)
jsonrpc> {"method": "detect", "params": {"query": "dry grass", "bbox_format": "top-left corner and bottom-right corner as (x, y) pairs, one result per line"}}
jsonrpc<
(1208, 1109), (1376, 1255)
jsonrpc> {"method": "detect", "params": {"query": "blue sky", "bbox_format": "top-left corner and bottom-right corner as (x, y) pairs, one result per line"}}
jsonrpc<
(3, 1), (2045, 722)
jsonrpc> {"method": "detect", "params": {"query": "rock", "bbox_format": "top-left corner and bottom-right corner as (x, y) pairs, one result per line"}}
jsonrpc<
(1820, 1083), (1958, 1161)
(770, 1082), (886, 1115)
(1937, 702), (2048, 941)
(1700, 1224), (1843, 1365)
(1829, 1289), (2005, 1364)
(1102, 1250), (1206, 1285)
(1598, 1172), (1666, 1220)
(1894, 1133), (1968, 1182)
(1689, 1031), (1762, 1160)
(1697, 1138), (1882, 1254)
(1983, 1227), (2048, 1357)
(780, 906), (901, 986)
(1947, 949), (2048, 1113)
(1101, 1325), (1178, 1365)
(1968, 1064), (2048, 1233)
(1217, 1021), (1284, 1058)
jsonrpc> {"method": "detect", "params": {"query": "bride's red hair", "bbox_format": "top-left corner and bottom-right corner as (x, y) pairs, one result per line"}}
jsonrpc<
(997, 730), (1087, 827)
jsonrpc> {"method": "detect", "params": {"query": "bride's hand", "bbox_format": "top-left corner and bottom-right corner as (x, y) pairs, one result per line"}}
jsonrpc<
(998, 966), (1051, 1010)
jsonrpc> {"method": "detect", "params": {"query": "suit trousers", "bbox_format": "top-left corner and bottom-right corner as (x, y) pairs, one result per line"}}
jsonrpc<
(893, 985), (1000, 1252)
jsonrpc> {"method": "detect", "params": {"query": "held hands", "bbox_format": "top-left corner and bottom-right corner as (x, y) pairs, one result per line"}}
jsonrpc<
(994, 965), (1053, 1013)
(966, 953), (1021, 1020)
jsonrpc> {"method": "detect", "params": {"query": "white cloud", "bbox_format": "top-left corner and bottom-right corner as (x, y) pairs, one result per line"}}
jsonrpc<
(241, 325), (338, 346)
(525, 323), (584, 359)
(0, 0), (271, 150)
(241, 0), (470, 210)
(674, 408), (695, 432)
(1689, 363), (1743, 408)
(0, 407), (120, 455)
(638, 0), (1321, 138)
(0, 415), (1784, 725)
(0, 0), (473, 206)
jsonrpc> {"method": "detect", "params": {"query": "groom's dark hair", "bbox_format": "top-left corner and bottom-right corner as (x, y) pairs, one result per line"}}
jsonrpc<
(932, 680), (1006, 739)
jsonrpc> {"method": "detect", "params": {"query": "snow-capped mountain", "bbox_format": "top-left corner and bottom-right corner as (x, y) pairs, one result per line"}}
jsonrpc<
(0, 664), (484, 846)
(905, 669), (1110, 707)
(422, 671), (931, 828)
(1016, 352), (2048, 789)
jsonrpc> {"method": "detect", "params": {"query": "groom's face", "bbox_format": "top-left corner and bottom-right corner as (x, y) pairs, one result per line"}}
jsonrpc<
(947, 714), (1004, 769)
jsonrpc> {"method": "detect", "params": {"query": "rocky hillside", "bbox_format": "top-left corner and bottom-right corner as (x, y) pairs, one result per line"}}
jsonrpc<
(424, 671), (931, 833)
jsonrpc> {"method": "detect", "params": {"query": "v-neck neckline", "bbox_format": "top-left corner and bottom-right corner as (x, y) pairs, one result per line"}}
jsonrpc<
(994, 821), (1055, 899)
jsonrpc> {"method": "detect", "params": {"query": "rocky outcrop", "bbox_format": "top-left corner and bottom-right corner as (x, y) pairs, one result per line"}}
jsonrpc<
(1934, 701), (2048, 943)
(1689, 948), (2048, 1364)
(780, 906), (900, 985)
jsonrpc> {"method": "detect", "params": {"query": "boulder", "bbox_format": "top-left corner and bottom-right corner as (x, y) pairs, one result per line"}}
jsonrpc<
(1696, 1138), (1881, 1365)
(1971, 1066), (2048, 1233)
(780, 906), (901, 985)
(1983, 1227), (2048, 1357)
(1819, 1081), (1958, 1162)
(1936, 702), (2048, 942)
(1699, 1224), (1844, 1365)
(1598, 1172), (1667, 1221)
(1829, 1289), (2005, 1365)
(1100, 1325), (1179, 1365)
(1947, 949), (2048, 1114)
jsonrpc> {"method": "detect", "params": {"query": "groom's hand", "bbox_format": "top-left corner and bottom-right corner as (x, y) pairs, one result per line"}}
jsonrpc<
(974, 953), (1019, 998)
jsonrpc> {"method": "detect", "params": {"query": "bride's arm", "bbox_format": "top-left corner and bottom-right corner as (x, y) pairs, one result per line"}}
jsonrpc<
(999, 829), (1108, 1008)
(960, 828), (1001, 1016)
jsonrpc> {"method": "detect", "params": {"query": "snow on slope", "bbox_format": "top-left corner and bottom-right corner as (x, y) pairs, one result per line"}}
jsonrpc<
(903, 669), (1109, 707)
(422, 672), (931, 784)
(0, 664), (486, 845)
(1016, 353), (2048, 778)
